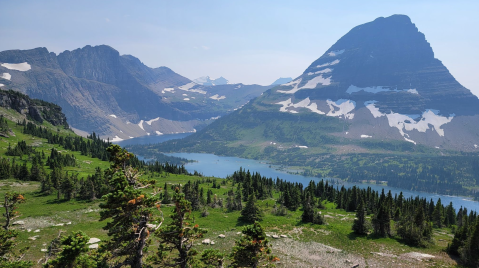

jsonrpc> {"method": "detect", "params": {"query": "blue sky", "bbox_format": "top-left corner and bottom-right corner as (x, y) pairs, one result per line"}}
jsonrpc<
(1, 0), (478, 95)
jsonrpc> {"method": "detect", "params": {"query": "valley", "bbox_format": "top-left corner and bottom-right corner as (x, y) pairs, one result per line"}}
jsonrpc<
(1, 4), (479, 267)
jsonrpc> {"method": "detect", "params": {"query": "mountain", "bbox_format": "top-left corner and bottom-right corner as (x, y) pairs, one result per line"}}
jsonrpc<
(0, 45), (270, 140)
(0, 88), (68, 127)
(153, 14), (479, 155)
(271, 77), (292, 86)
(193, 76), (229, 86)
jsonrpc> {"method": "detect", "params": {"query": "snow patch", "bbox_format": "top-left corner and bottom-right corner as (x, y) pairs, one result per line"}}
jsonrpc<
(109, 114), (117, 118)
(347, 85), (391, 94)
(328, 50), (344, 56)
(347, 85), (420, 95)
(306, 102), (325, 115)
(146, 117), (159, 125)
(302, 75), (331, 88)
(326, 99), (355, 119)
(289, 110), (298, 114)
(235, 85), (242, 89)
(1, 62), (31, 71)
(184, 98), (190, 101)
(361, 135), (372, 138)
(0, 84), (4, 87)
(281, 79), (300, 86)
(1, 73), (11, 80)
(298, 146), (308, 148)
(317, 59), (340, 68)
(475, 144), (478, 149)
(364, 101), (382, 118)
(276, 98), (292, 112)
(277, 79), (302, 94)
(155, 131), (163, 135)
(163, 88), (174, 93)
(138, 120), (145, 131)
(111, 136), (123, 142)
(404, 137), (416, 145)
(308, 68), (332, 75)
(182, 93), (188, 96)
(178, 82), (196, 91)
(365, 101), (453, 138)
(210, 94), (226, 100)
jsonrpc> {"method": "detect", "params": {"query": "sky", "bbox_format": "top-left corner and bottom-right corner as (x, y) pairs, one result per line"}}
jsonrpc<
(1, 0), (478, 95)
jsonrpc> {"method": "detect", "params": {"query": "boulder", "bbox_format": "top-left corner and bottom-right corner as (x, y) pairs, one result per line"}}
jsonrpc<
(88, 244), (99, 249)
(280, 235), (288, 238)
(272, 235), (279, 239)
(218, 234), (225, 238)
(202, 239), (211, 245)
(12, 221), (25, 225)
(88, 238), (101, 244)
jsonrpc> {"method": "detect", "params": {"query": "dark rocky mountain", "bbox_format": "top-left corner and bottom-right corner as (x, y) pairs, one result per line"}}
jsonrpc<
(0, 89), (68, 127)
(271, 77), (292, 86)
(0, 45), (270, 140)
(156, 15), (479, 153)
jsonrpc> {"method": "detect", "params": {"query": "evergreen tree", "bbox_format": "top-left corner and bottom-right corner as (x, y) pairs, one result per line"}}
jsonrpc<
(3, 192), (26, 230)
(230, 222), (278, 268)
(459, 219), (479, 267)
(352, 199), (369, 235)
(240, 192), (263, 223)
(43, 231), (106, 268)
(397, 205), (433, 247)
(162, 183), (171, 204)
(155, 188), (207, 268)
(99, 145), (159, 268)
(372, 204), (391, 237)
(433, 198), (444, 228)
(200, 249), (224, 268)
(301, 193), (315, 223)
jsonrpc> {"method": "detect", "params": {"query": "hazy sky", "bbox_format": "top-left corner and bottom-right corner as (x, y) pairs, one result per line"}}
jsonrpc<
(1, 0), (478, 95)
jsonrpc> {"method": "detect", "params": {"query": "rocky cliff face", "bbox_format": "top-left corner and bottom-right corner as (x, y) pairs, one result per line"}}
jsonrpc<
(169, 15), (479, 152)
(0, 89), (68, 126)
(0, 45), (270, 139)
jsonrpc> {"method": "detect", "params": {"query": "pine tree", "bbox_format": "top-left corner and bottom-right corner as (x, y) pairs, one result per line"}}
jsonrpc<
(459, 219), (479, 267)
(240, 192), (263, 223)
(372, 204), (390, 237)
(433, 198), (444, 228)
(0, 192), (32, 267)
(230, 222), (278, 268)
(352, 199), (369, 235)
(3, 192), (26, 230)
(162, 182), (171, 204)
(43, 231), (106, 268)
(99, 145), (159, 268)
(155, 188), (207, 268)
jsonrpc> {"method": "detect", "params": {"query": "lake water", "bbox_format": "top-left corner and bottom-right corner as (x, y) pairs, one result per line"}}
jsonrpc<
(119, 134), (479, 212)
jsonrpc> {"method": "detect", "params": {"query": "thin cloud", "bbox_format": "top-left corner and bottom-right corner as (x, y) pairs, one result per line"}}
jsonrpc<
(105, 18), (111, 23)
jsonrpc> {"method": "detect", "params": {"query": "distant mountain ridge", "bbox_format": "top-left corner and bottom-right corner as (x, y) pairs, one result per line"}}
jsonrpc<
(193, 76), (229, 86)
(271, 77), (292, 85)
(0, 45), (271, 139)
(155, 14), (479, 153)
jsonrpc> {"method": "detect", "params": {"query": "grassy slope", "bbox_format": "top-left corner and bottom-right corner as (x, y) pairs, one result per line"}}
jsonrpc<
(0, 109), (462, 267)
